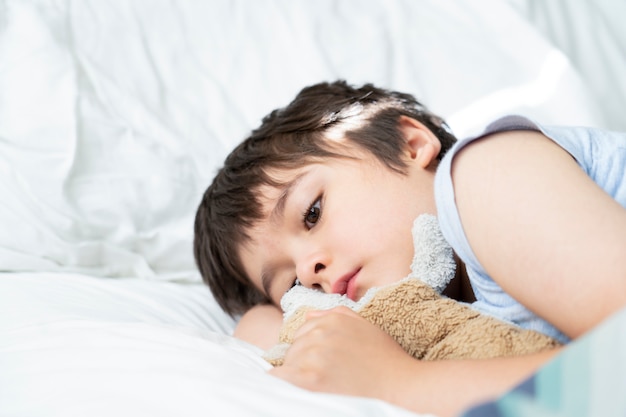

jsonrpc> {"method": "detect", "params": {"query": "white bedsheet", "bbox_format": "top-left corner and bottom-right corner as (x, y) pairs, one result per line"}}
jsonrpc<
(1, 0), (624, 416)
(0, 273), (420, 417)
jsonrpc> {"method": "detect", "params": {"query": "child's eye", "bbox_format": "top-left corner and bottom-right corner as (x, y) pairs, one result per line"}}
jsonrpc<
(303, 196), (322, 229)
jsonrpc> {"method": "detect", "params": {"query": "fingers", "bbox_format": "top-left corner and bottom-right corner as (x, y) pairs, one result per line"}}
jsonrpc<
(268, 361), (325, 392)
(266, 306), (415, 400)
(295, 306), (360, 339)
(305, 305), (358, 319)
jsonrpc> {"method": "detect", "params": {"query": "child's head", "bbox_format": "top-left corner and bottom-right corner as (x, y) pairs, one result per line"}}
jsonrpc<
(194, 80), (457, 316)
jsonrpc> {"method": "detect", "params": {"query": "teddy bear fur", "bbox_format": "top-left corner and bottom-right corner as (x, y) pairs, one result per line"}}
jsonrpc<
(264, 278), (560, 366)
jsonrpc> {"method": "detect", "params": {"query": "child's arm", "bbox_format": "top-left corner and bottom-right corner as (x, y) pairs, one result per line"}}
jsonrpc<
(271, 307), (562, 417)
(452, 129), (626, 339)
(233, 304), (283, 350)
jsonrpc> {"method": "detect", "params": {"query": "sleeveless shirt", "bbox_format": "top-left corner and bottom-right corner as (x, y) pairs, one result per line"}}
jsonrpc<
(434, 115), (626, 343)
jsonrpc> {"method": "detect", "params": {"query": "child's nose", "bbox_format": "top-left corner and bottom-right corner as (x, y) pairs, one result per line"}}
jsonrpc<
(295, 256), (329, 292)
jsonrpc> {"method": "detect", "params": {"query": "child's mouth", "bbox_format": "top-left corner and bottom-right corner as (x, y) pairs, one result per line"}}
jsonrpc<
(333, 268), (361, 301)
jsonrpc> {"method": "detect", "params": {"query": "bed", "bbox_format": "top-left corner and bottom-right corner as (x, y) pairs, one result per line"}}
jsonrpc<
(1, 1), (625, 416)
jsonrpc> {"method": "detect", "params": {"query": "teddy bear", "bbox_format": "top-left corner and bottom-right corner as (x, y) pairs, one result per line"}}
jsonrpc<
(264, 215), (559, 366)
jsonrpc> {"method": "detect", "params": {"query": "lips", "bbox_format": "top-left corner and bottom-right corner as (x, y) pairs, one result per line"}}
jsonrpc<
(332, 268), (361, 301)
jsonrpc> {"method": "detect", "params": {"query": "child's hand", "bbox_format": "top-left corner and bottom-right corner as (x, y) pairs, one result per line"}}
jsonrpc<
(268, 306), (417, 403)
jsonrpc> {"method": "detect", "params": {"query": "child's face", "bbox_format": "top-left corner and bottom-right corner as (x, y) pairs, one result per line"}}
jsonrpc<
(239, 121), (440, 306)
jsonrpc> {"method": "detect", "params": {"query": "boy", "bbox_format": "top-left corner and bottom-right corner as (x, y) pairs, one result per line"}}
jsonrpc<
(194, 81), (626, 417)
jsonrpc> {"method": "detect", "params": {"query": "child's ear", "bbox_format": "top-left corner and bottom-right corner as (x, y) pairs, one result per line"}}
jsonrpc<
(398, 116), (441, 169)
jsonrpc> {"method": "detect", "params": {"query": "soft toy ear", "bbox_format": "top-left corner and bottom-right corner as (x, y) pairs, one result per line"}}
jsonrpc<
(263, 343), (290, 367)
(408, 214), (456, 293)
(263, 305), (313, 367)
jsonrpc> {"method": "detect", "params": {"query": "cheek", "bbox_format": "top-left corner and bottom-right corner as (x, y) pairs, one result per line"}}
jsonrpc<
(373, 218), (416, 270)
(238, 235), (273, 293)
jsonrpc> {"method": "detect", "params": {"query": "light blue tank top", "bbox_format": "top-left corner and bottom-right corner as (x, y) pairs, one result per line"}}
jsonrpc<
(435, 115), (626, 344)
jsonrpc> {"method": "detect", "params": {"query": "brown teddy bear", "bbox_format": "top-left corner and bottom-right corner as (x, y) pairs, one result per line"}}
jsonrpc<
(264, 215), (559, 366)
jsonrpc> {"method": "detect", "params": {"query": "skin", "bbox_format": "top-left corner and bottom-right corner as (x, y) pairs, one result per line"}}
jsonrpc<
(240, 116), (440, 306)
(235, 117), (626, 417)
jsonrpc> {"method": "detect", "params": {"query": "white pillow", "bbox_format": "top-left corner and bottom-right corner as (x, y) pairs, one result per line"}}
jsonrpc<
(0, 0), (602, 281)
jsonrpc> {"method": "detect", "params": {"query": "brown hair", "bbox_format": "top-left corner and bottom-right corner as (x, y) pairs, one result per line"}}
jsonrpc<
(194, 80), (457, 316)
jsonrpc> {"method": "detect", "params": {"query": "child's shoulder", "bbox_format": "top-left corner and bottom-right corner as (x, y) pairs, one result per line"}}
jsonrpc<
(454, 127), (554, 166)
(450, 125), (573, 215)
